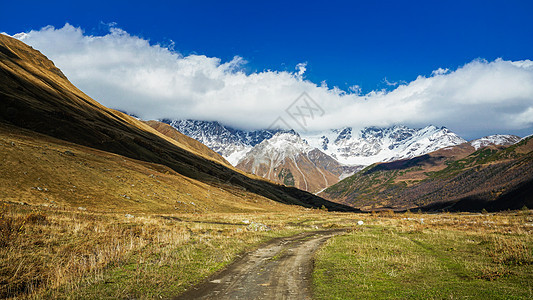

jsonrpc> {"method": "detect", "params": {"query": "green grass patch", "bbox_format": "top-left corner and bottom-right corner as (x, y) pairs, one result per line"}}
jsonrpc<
(313, 226), (533, 299)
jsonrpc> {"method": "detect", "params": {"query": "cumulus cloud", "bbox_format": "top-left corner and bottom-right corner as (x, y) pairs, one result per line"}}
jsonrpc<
(9, 24), (533, 138)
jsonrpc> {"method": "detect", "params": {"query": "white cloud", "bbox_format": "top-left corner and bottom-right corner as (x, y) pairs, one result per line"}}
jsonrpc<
(295, 62), (307, 77)
(10, 24), (533, 138)
(348, 85), (362, 95)
(431, 67), (449, 76)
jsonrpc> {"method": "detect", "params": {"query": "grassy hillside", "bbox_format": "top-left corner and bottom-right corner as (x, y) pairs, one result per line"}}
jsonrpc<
(0, 123), (291, 213)
(321, 138), (533, 211)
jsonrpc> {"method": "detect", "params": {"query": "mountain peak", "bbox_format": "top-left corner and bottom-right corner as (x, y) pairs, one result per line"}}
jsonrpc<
(236, 131), (352, 193)
(259, 131), (311, 154)
(470, 134), (521, 150)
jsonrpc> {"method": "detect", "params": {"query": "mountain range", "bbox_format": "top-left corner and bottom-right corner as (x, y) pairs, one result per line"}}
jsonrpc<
(164, 120), (499, 193)
(301, 125), (468, 166)
(320, 135), (531, 211)
(166, 120), (471, 167)
(163, 120), (528, 210)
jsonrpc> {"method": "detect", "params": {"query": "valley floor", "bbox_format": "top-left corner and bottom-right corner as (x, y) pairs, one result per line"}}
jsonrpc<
(314, 211), (533, 299)
(1, 203), (531, 299)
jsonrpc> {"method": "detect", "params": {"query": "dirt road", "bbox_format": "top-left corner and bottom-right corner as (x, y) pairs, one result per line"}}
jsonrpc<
(174, 229), (346, 300)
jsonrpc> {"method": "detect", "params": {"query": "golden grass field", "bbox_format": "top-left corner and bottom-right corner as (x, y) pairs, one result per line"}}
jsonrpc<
(0, 202), (349, 299)
(2, 201), (532, 299)
(0, 124), (290, 214)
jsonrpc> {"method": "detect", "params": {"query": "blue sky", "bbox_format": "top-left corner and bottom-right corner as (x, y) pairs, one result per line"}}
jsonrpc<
(2, 0), (533, 138)
(3, 0), (532, 92)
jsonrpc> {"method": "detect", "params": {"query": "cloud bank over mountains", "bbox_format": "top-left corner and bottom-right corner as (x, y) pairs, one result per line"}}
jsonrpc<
(9, 24), (533, 138)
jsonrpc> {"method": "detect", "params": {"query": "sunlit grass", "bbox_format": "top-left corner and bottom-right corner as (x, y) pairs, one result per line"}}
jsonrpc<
(3, 202), (532, 299)
(313, 210), (533, 299)
(0, 202), (356, 299)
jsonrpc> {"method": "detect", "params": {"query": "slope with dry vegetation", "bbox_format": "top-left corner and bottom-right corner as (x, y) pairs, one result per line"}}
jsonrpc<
(321, 138), (533, 212)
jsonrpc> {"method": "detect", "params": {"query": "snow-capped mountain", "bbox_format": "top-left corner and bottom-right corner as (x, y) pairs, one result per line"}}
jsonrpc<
(167, 120), (467, 168)
(301, 125), (467, 166)
(470, 134), (521, 150)
(163, 119), (524, 194)
(236, 131), (361, 193)
(163, 119), (281, 165)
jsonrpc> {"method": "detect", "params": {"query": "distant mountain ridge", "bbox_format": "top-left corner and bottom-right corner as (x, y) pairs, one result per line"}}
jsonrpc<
(320, 136), (533, 212)
(166, 120), (525, 196)
(301, 125), (467, 166)
(167, 120), (475, 193)
(166, 120), (470, 168)
(470, 134), (521, 150)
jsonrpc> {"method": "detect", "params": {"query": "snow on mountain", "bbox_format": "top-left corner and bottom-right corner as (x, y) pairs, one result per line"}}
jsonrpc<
(161, 119), (525, 195)
(167, 120), (467, 168)
(238, 131), (312, 174)
(236, 131), (359, 193)
(301, 125), (466, 166)
(164, 119), (280, 165)
(521, 133), (533, 141)
(164, 120), (473, 192)
(470, 134), (521, 150)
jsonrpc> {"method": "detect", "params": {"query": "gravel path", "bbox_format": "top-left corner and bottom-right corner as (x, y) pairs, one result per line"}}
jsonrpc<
(174, 229), (346, 300)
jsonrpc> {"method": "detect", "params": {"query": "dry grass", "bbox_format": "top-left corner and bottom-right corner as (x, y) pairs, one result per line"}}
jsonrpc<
(1, 203), (161, 298)
(0, 125), (289, 214)
(5, 203), (533, 299)
(2, 202), (532, 299)
(0, 202), (359, 299)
